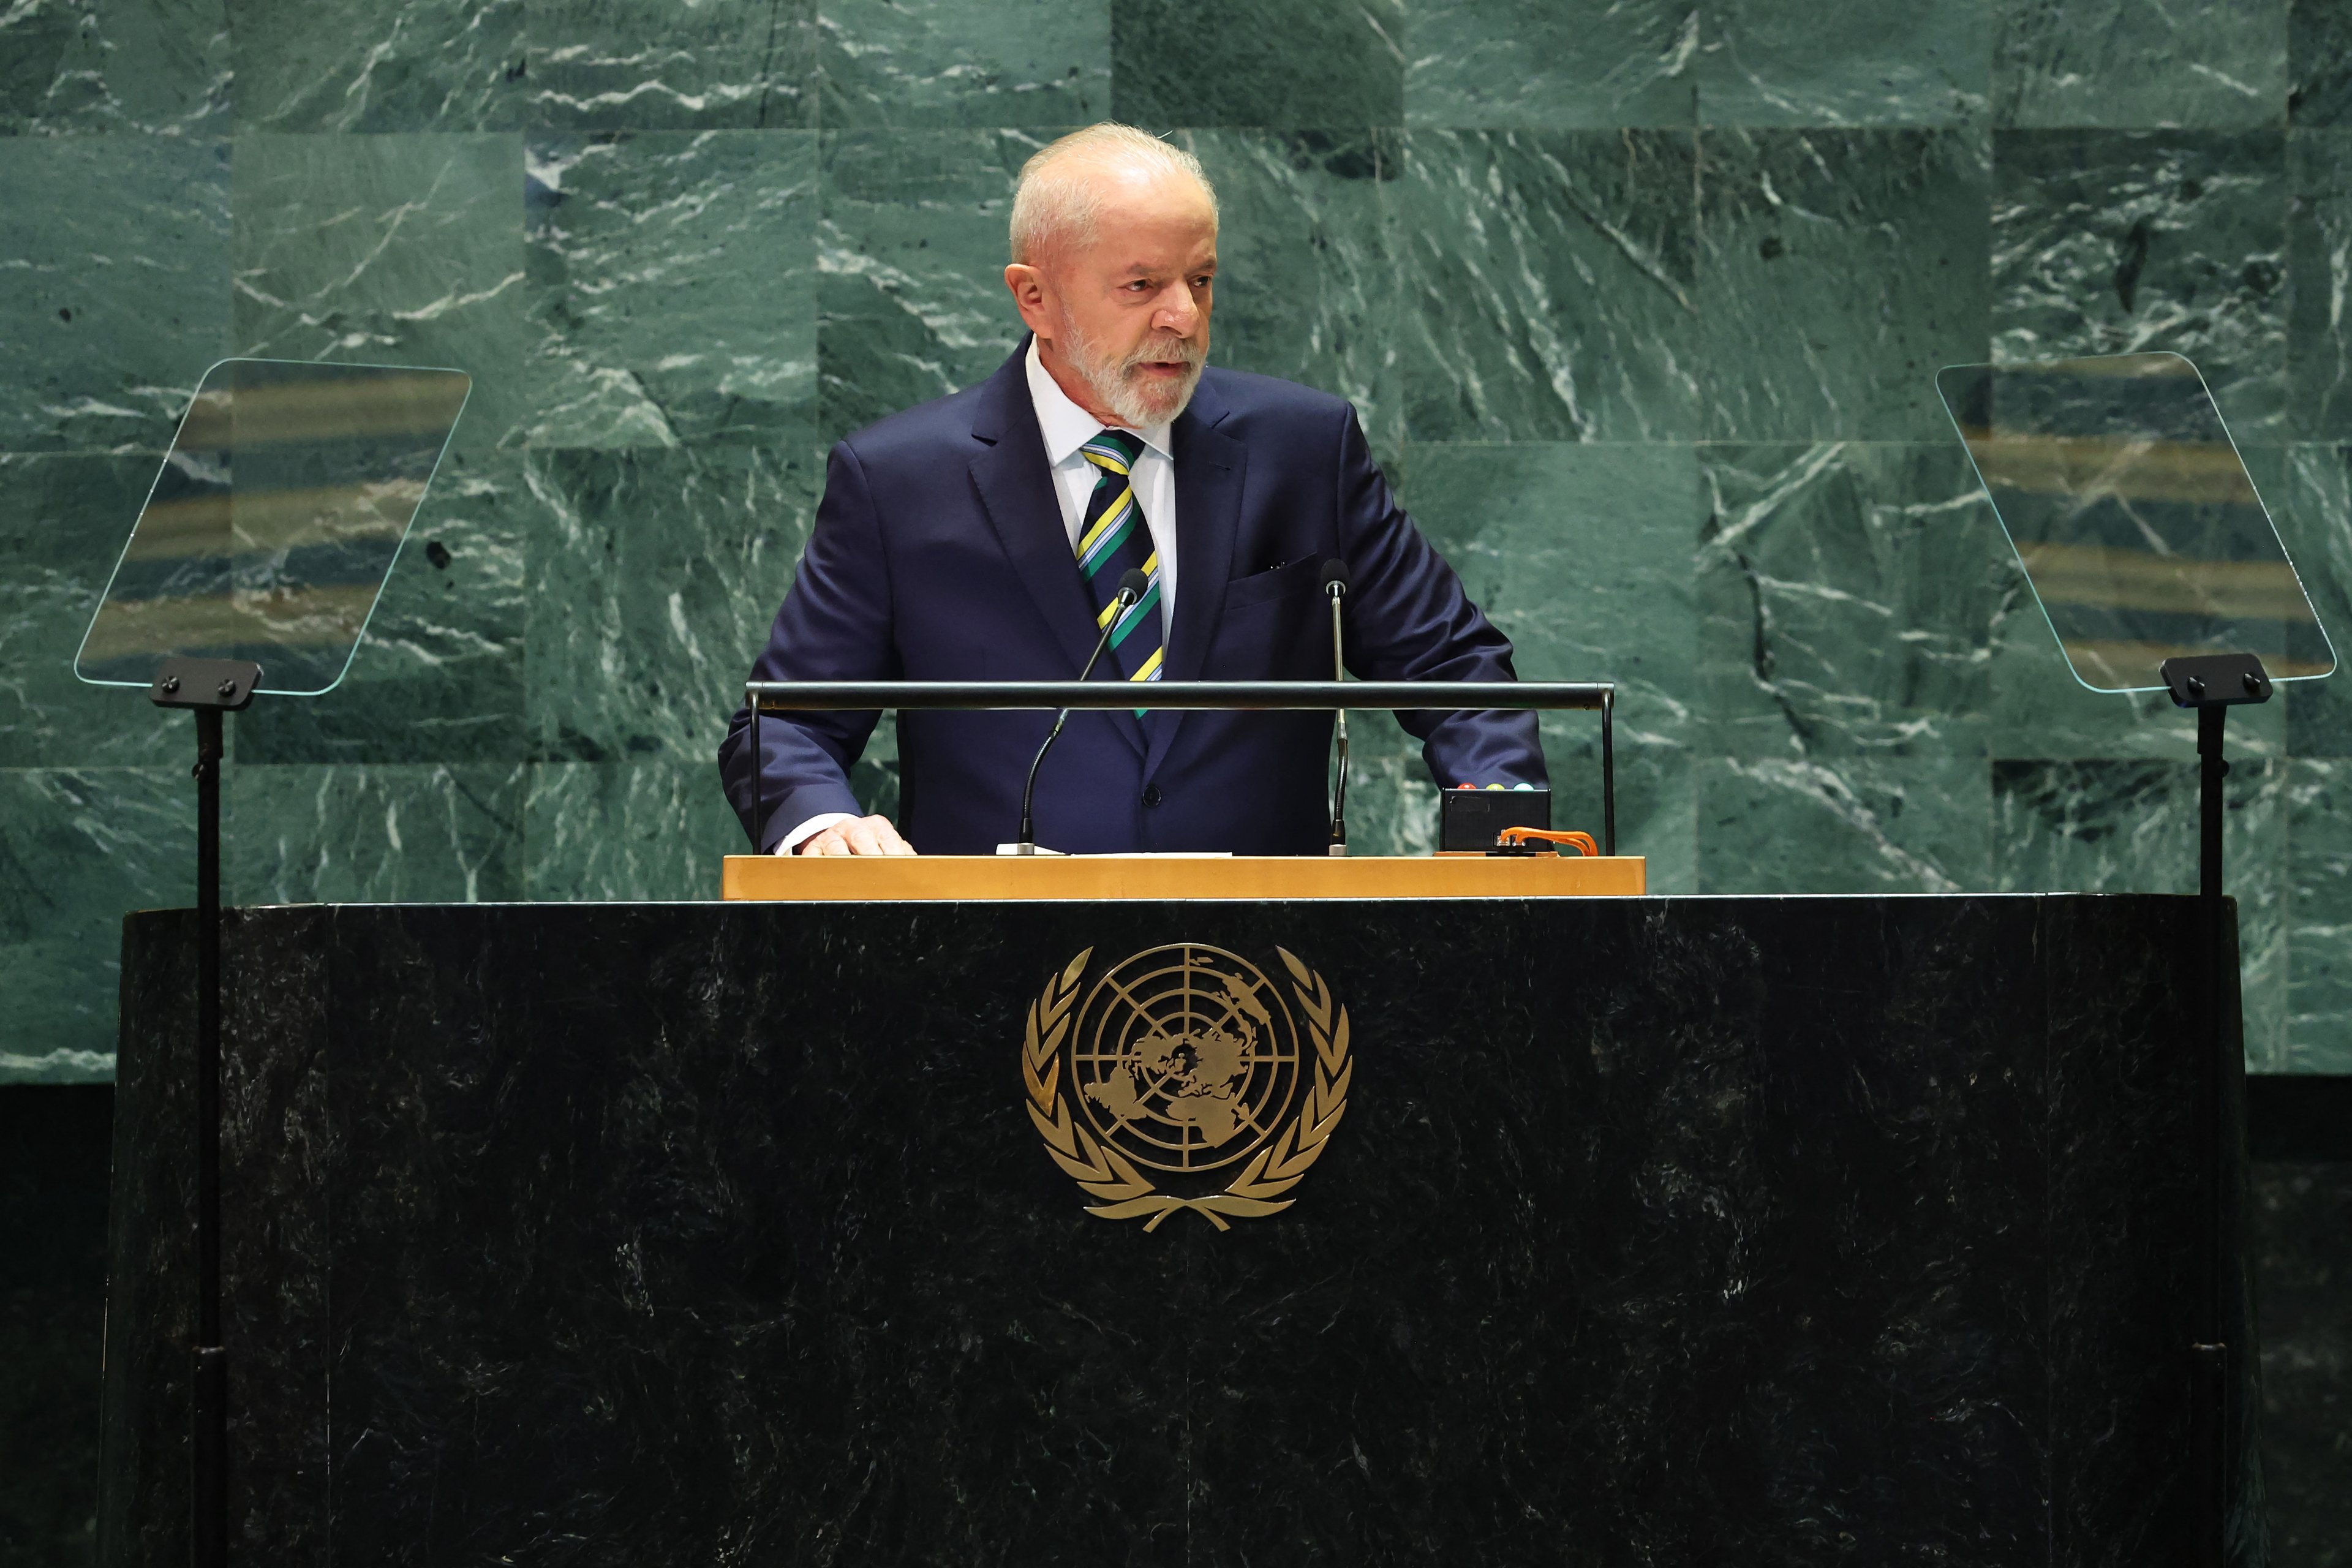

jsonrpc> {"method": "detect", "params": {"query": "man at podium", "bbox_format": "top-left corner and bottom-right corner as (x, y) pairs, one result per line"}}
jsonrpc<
(719, 123), (1542, 857)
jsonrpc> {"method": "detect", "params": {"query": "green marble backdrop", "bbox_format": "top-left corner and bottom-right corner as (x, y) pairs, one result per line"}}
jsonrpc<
(4, 0), (2351, 1079)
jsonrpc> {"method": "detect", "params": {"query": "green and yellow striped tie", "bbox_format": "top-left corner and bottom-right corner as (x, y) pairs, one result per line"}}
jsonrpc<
(1075, 429), (1164, 717)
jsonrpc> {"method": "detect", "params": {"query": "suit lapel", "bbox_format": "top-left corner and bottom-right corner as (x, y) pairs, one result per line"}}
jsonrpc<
(1147, 376), (1245, 781)
(968, 342), (1147, 760)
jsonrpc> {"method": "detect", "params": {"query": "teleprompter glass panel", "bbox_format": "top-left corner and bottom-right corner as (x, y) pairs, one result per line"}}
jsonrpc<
(1936, 352), (2332, 693)
(72, 359), (470, 697)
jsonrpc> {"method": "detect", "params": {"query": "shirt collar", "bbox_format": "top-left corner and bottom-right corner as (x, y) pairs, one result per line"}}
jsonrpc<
(1025, 336), (1173, 466)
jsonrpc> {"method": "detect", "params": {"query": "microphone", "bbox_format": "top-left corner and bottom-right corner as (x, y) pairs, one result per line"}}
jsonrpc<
(1017, 566), (1150, 855)
(1322, 559), (1350, 856)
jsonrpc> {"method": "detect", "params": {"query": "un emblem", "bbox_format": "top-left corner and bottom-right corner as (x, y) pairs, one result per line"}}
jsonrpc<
(1022, 943), (1353, 1230)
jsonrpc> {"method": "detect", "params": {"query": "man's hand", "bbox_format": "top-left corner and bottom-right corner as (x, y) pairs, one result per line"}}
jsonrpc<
(797, 815), (916, 856)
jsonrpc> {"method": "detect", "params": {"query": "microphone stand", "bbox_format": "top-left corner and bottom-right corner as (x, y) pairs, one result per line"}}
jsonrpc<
(1324, 562), (1349, 856)
(1017, 570), (1146, 854)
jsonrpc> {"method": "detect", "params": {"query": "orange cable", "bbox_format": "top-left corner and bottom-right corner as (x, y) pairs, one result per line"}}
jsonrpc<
(1495, 826), (1599, 856)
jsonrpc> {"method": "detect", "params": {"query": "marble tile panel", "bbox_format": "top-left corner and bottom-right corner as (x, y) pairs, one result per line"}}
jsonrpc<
(522, 131), (818, 450)
(1697, 442), (2008, 761)
(1694, 752), (1993, 893)
(1326, 719), (1428, 858)
(1994, 756), (2288, 1066)
(1698, 129), (1991, 441)
(1398, 129), (1701, 443)
(2265, 443), (2352, 756)
(524, 760), (743, 901)
(230, 132), (527, 456)
(1991, 758), (2211, 888)
(0, 0), (229, 134)
(228, 449), (528, 766)
(820, 0), (1110, 129)
(1404, 440), (1700, 884)
(0, 135), (230, 454)
(1182, 131), (1400, 451)
(1993, 0), (2287, 130)
(1697, 0), (1989, 128)
(524, 440), (821, 763)
(1402, 0), (1697, 129)
(1602, 750), (1697, 890)
(527, 0), (816, 131)
(226, 0), (522, 132)
(0, 767), (193, 1082)
(1111, 0), (1403, 129)
(817, 129), (1030, 444)
(1986, 600), (2288, 762)
(2288, 130), (2352, 441)
(2290, 0), (2352, 127)
(2286, 758), (2352, 1072)
(222, 762), (526, 904)
(1991, 129), (2288, 442)
(2250, 1163), (2352, 1555)
(0, 454), (186, 770)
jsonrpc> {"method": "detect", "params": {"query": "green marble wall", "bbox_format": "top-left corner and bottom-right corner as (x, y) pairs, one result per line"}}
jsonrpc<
(5, 0), (2352, 1079)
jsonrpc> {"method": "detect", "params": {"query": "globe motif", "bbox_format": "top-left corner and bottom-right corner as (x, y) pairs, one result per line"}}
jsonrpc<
(1069, 944), (1301, 1174)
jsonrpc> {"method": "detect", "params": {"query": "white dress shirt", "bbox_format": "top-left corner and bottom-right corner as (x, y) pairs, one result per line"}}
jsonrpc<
(777, 340), (1179, 852)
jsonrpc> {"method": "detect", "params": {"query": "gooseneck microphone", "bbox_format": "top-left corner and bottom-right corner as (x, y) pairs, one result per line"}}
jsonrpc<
(1323, 559), (1351, 856)
(1016, 567), (1150, 855)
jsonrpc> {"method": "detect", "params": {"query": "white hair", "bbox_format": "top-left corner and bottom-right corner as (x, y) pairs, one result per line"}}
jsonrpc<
(1009, 123), (1218, 268)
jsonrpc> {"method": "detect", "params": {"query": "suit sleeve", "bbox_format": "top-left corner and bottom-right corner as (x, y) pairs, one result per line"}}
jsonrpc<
(717, 439), (900, 851)
(1329, 405), (1548, 790)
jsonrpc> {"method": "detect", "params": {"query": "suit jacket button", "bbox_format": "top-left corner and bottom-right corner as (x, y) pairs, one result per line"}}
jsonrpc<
(1141, 784), (1163, 808)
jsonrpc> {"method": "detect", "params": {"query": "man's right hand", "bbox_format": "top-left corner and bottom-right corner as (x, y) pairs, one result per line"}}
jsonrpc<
(797, 815), (916, 856)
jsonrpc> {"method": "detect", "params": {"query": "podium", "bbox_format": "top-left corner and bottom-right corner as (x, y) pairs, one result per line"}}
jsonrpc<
(96, 884), (2255, 1564)
(721, 851), (1648, 900)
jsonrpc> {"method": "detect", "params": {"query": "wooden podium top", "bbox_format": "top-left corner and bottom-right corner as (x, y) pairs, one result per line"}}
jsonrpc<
(721, 853), (1645, 902)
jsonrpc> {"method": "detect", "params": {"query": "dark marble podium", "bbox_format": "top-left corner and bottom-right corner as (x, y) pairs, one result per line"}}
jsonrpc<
(99, 895), (2253, 1566)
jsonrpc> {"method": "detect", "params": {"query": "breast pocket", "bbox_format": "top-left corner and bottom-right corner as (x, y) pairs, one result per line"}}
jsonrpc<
(1221, 556), (1324, 611)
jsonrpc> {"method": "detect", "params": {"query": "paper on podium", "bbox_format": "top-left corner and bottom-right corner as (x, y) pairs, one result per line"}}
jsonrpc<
(995, 846), (1234, 857)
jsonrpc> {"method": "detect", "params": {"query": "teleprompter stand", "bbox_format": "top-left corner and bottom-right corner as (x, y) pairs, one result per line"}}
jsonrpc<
(148, 655), (260, 1568)
(2159, 650), (2271, 1568)
(69, 356), (472, 1568)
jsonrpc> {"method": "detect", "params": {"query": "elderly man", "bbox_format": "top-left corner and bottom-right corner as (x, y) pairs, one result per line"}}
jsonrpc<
(718, 123), (1542, 856)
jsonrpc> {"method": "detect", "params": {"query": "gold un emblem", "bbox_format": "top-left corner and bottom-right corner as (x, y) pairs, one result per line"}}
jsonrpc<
(1022, 943), (1353, 1231)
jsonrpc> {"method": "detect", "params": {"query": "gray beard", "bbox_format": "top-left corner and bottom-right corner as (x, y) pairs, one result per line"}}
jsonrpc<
(1057, 316), (1204, 429)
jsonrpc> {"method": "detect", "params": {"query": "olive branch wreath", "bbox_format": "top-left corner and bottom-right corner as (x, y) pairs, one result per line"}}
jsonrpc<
(1022, 946), (1352, 1232)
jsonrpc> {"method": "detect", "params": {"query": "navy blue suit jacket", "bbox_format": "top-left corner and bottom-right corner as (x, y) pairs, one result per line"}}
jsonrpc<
(718, 342), (1543, 854)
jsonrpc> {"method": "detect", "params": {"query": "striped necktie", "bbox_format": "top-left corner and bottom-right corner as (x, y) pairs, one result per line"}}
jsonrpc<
(1074, 429), (1165, 714)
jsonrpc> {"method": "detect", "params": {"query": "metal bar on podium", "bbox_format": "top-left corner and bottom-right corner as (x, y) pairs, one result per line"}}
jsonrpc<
(745, 680), (1620, 854)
